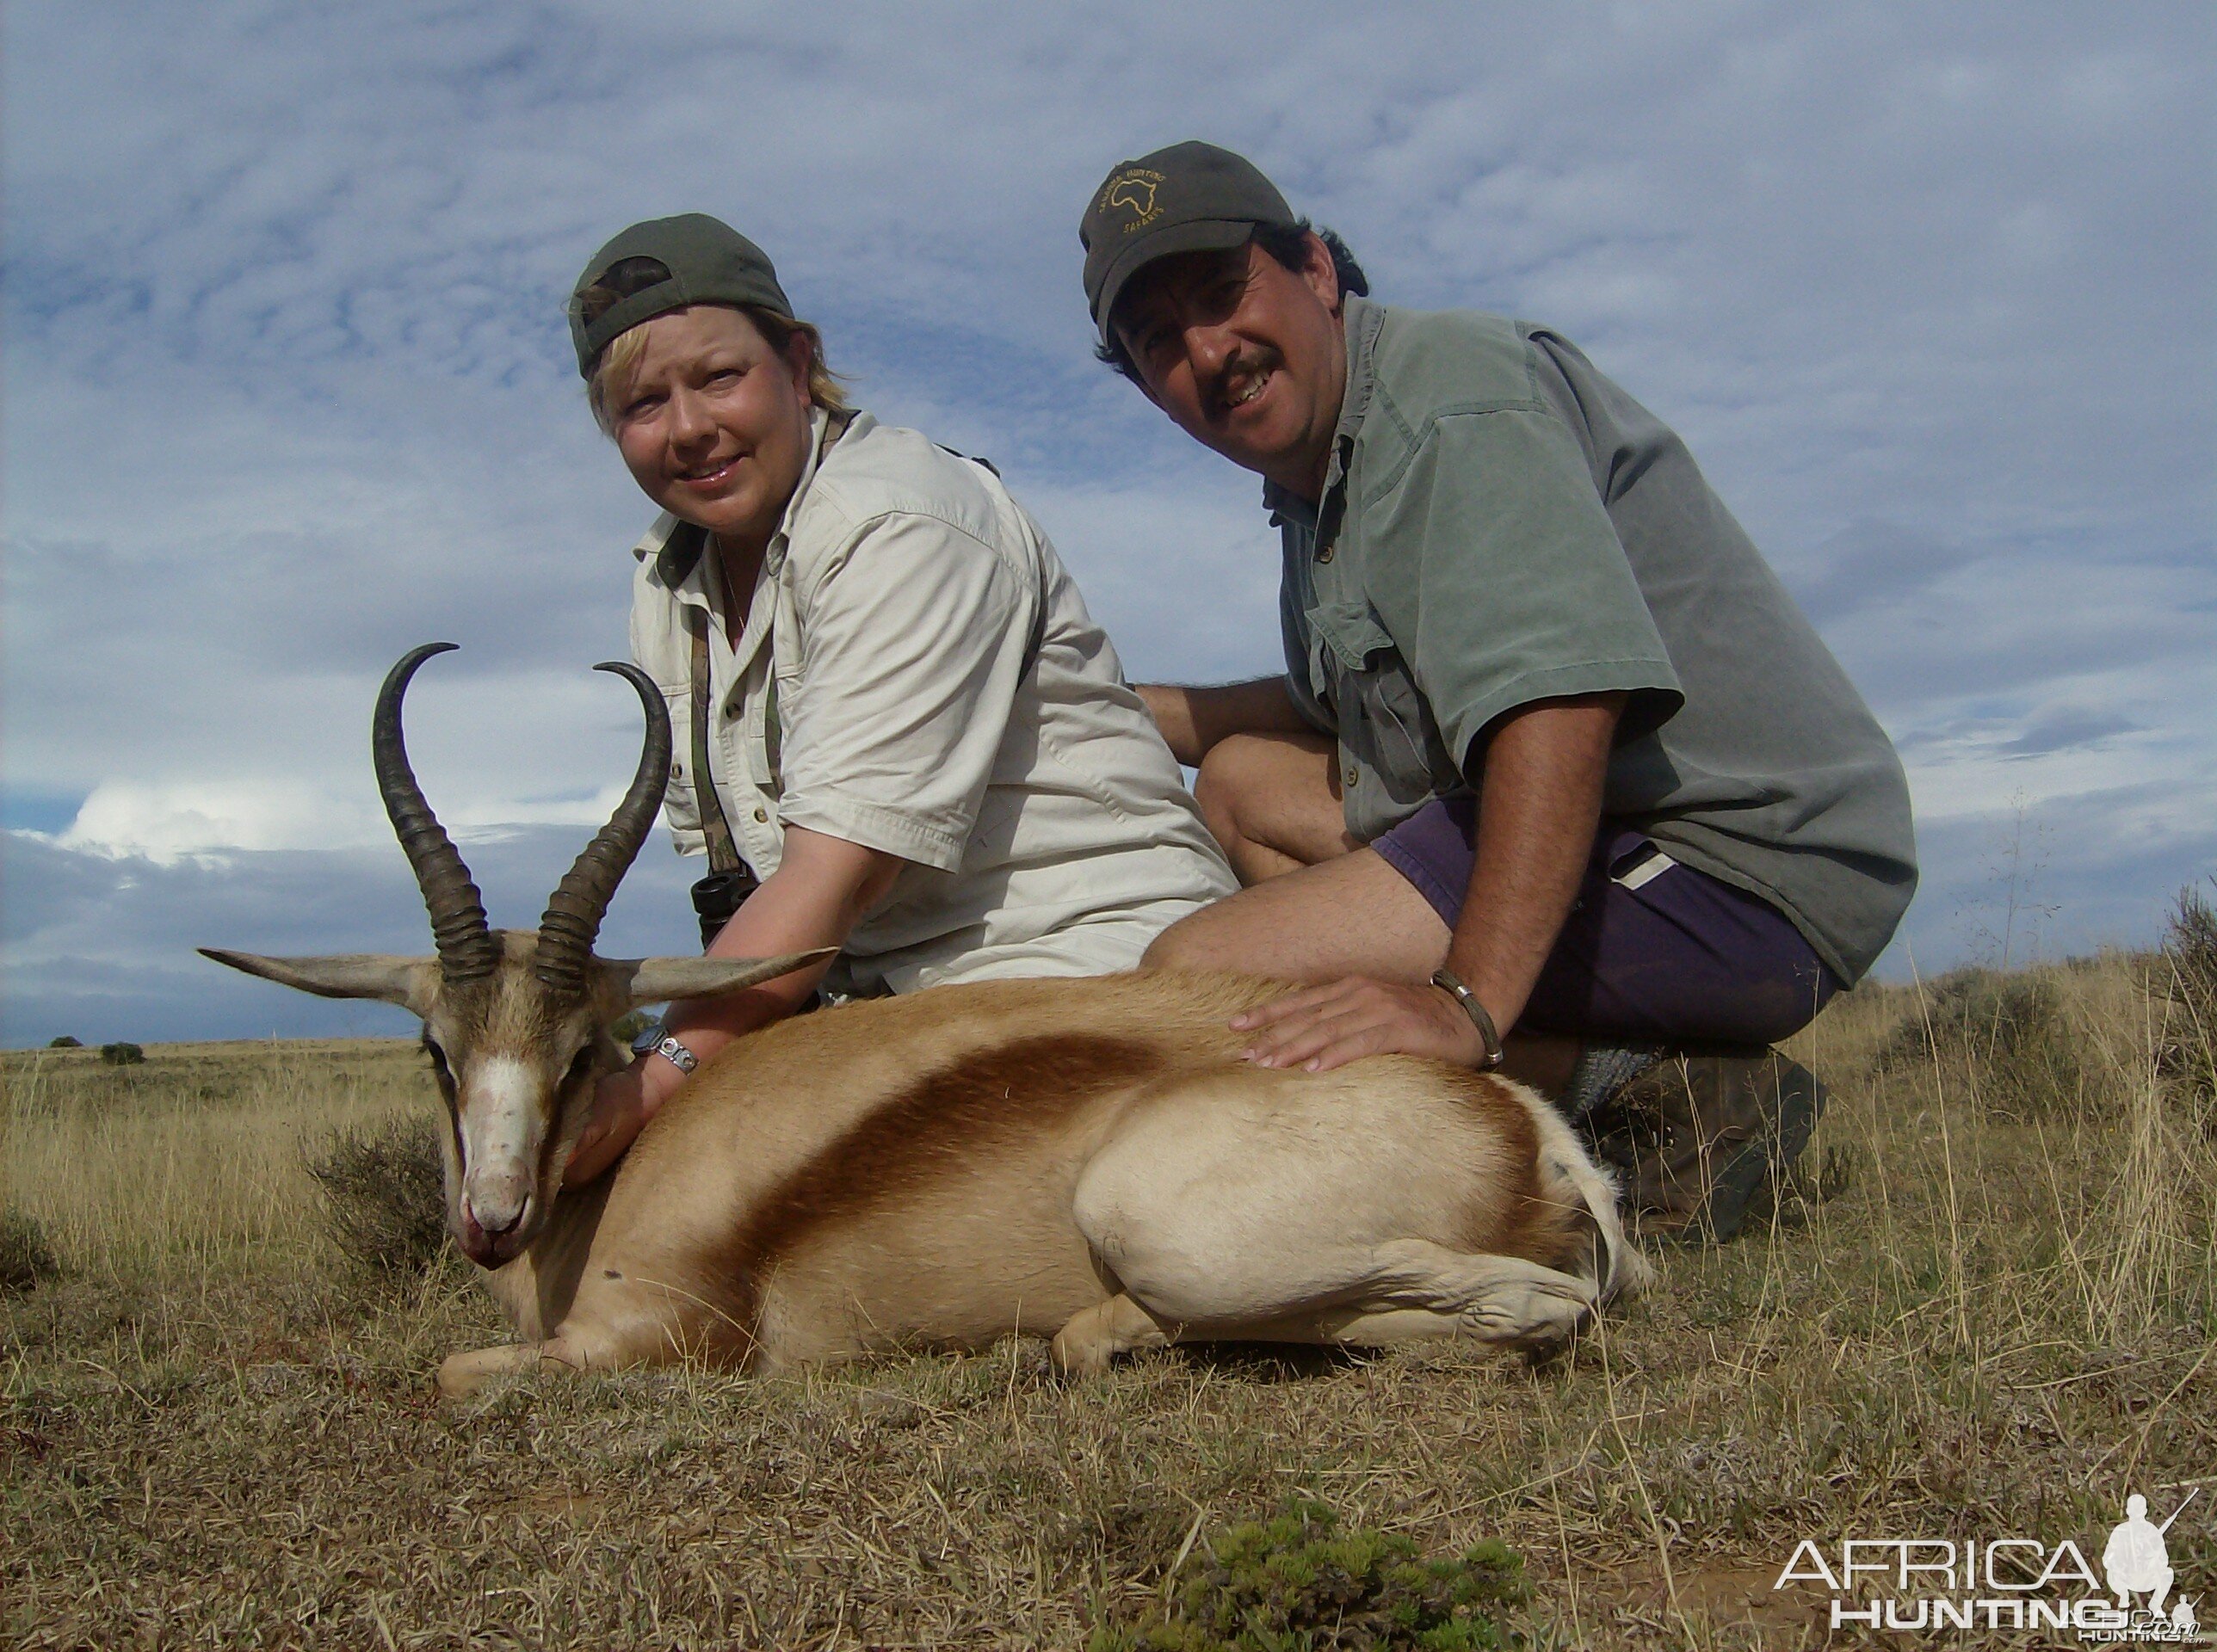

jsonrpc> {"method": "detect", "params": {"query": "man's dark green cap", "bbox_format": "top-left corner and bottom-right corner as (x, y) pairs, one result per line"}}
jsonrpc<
(1079, 141), (1296, 342)
(568, 213), (794, 379)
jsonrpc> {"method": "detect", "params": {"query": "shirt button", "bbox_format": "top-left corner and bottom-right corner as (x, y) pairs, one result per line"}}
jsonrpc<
(752, 806), (769, 823)
(1318, 544), (1335, 564)
(1344, 764), (1360, 788)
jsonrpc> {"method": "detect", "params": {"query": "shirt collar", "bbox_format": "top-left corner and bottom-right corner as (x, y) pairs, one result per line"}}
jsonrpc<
(1260, 293), (1385, 524)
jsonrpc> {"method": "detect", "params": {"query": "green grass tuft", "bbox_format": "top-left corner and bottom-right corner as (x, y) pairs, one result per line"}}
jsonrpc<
(1095, 1500), (1527, 1651)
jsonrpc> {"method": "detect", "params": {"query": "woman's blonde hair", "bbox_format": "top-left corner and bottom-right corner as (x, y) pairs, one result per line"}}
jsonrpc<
(586, 304), (849, 434)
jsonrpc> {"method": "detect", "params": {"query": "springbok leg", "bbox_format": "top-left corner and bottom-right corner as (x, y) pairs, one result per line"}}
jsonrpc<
(1050, 1293), (1171, 1376)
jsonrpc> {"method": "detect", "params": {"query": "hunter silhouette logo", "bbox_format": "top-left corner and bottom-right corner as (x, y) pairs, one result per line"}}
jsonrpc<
(1773, 1486), (2208, 1639)
(2103, 1490), (2200, 1632)
(1103, 169), (1164, 232)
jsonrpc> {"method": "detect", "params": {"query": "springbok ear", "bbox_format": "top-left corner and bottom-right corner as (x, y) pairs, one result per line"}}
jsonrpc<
(200, 948), (433, 1010)
(613, 948), (838, 1007)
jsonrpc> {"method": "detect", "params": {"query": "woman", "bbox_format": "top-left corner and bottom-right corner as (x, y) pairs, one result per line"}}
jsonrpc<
(563, 213), (1236, 1182)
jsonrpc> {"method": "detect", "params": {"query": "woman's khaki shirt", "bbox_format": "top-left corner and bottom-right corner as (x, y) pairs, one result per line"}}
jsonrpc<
(628, 409), (1237, 997)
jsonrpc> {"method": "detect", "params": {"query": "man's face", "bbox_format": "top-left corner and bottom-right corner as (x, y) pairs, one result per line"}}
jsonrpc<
(1113, 235), (1348, 500)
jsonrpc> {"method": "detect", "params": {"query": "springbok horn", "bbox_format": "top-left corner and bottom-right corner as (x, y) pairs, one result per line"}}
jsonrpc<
(534, 662), (672, 996)
(373, 644), (500, 983)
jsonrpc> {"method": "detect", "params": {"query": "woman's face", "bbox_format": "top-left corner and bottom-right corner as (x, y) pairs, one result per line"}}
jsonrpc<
(603, 305), (815, 555)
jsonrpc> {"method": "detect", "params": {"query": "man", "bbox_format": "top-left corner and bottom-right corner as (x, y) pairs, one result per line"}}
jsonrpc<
(1079, 141), (1917, 1241)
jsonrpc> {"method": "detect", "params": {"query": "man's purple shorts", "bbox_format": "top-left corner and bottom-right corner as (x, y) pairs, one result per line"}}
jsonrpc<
(1373, 798), (1842, 1046)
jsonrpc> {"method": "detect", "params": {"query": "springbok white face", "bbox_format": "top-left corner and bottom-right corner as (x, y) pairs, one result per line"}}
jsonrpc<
(203, 644), (824, 1267)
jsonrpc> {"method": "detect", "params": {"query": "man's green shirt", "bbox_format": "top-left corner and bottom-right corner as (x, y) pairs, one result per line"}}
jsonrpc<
(1269, 294), (1917, 983)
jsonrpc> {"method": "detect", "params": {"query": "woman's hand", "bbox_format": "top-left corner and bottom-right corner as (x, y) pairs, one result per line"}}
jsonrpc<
(565, 1051), (690, 1187)
(1231, 977), (1487, 1073)
(561, 826), (907, 1188)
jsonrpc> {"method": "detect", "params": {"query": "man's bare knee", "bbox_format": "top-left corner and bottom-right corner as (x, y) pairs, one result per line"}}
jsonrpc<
(1191, 743), (1245, 852)
(1192, 731), (1349, 878)
(1193, 734), (1281, 830)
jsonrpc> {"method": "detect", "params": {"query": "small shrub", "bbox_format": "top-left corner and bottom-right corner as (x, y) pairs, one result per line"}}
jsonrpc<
(1093, 1500), (1527, 1651)
(304, 1116), (449, 1277)
(1872, 969), (2081, 1118)
(2158, 881), (2217, 1115)
(98, 1042), (145, 1066)
(46, 1036), (81, 1049)
(610, 1008), (657, 1047)
(1, 1207), (61, 1294)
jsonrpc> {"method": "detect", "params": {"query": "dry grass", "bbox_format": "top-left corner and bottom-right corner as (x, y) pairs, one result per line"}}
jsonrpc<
(1, 1039), (429, 1278)
(4, 952), (2214, 1649)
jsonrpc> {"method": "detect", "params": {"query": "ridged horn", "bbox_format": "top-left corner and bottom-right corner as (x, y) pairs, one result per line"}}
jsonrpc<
(534, 662), (672, 996)
(373, 644), (499, 983)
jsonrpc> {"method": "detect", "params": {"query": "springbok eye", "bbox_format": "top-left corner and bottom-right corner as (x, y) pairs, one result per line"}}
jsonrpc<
(422, 1039), (452, 1078)
(565, 1046), (597, 1088)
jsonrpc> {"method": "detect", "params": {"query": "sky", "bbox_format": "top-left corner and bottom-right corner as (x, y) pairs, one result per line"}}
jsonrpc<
(3, 1), (2213, 1045)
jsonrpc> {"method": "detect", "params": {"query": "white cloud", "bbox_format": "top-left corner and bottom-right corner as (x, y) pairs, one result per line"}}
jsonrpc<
(59, 779), (381, 863)
(4, 0), (2213, 1032)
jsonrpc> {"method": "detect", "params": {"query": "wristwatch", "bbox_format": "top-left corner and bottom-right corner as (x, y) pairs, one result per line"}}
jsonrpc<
(628, 1020), (700, 1076)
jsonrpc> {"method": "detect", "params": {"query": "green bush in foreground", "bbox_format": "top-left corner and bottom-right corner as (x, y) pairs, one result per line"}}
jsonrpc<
(1094, 1500), (1527, 1651)
(1, 1207), (61, 1294)
(99, 1041), (145, 1066)
(303, 1116), (449, 1277)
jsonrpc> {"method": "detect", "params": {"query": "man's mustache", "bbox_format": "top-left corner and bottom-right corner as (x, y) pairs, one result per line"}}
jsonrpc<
(1205, 348), (1284, 414)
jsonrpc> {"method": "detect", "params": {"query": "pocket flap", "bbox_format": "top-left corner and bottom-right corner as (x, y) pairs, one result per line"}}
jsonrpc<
(1311, 600), (1395, 672)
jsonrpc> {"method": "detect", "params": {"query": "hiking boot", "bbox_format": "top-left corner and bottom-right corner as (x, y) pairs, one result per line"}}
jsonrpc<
(1579, 1047), (1827, 1244)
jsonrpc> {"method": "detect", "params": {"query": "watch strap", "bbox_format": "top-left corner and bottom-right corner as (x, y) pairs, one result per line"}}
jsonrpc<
(649, 1032), (700, 1076)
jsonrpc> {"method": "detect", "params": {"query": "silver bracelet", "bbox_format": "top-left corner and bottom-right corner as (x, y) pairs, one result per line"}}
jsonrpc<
(1430, 968), (1505, 1071)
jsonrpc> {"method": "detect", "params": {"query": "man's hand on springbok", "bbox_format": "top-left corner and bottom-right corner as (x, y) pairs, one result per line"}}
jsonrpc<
(1231, 977), (1489, 1073)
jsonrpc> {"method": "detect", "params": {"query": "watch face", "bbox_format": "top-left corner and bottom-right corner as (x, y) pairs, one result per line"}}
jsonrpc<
(630, 1020), (666, 1057)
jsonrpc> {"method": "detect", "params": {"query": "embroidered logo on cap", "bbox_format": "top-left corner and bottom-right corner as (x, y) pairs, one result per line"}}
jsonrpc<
(1101, 169), (1164, 232)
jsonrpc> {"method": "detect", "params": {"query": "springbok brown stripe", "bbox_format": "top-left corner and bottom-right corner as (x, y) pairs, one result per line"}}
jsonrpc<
(712, 1033), (1165, 1359)
(1441, 1069), (1581, 1269)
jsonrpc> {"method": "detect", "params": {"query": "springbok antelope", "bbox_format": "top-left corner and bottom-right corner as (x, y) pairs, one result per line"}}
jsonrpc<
(206, 645), (1644, 1398)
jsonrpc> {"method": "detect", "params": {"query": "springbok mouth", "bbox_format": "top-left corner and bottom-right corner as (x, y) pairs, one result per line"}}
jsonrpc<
(457, 1202), (535, 1268)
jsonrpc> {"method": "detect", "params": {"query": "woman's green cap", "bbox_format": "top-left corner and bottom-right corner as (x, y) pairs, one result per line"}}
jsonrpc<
(568, 213), (794, 379)
(1079, 141), (1296, 342)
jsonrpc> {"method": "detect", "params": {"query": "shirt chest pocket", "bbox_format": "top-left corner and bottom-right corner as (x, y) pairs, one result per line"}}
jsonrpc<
(1310, 600), (1465, 807)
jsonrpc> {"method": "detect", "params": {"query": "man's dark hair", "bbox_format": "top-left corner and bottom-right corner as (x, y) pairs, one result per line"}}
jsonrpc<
(1093, 220), (1370, 382)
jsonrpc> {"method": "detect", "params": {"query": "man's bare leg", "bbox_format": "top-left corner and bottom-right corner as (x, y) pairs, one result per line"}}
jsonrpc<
(1148, 842), (1448, 978)
(1191, 729), (1358, 884)
(1161, 731), (1580, 1094)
